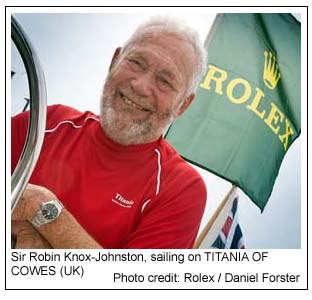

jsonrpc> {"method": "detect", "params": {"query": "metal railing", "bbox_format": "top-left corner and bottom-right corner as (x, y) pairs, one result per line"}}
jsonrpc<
(11, 15), (47, 212)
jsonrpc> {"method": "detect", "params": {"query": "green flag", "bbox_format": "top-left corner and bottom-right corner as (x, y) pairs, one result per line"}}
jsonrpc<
(166, 13), (301, 211)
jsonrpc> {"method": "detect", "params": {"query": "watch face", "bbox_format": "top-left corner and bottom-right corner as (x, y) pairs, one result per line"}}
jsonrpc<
(42, 203), (59, 220)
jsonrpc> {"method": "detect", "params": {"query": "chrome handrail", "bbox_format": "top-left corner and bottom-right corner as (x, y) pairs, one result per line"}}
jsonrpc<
(11, 15), (47, 212)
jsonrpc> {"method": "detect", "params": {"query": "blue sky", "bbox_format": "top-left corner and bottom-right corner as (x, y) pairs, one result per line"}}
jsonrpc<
(11, 11), (303, 248)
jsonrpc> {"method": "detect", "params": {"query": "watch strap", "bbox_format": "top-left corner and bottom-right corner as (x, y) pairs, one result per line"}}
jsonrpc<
(31, 199), (63, 228)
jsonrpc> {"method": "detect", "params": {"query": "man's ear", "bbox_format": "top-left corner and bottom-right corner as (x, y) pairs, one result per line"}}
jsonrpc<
(109, 47), (122, 71)
(176, 94), (195, 118)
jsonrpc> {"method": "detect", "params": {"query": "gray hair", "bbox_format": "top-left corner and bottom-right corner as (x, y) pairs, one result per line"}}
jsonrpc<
(121, 16), (207, 96)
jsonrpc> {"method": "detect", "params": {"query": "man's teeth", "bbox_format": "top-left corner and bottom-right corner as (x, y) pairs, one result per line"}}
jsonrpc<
(121, 94), (148, 111)
(123, 96), (134, 106)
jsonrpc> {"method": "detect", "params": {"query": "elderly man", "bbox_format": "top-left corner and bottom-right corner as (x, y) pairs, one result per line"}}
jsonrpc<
(11, 16), (207, 249)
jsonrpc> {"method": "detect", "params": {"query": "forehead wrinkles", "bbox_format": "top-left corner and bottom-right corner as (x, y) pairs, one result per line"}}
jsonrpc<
(126, 34), (194, 86)
(131, 47), (182, 84)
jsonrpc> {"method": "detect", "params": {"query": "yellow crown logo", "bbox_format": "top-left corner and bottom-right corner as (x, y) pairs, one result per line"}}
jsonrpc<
(263, 51), (281, 90)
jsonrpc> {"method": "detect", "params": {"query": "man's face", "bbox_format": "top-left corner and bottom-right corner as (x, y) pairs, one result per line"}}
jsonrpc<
(100, 33), (195, 145)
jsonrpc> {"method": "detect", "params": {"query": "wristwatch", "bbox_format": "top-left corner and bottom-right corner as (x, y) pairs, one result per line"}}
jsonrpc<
(31, 199), (63, 227)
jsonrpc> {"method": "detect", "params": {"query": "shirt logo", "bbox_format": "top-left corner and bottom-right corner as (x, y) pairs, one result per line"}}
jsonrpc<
(112, 192), (134, 208)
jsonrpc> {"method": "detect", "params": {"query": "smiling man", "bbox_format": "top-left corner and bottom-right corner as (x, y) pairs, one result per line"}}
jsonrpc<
(11, 16), (207, 249)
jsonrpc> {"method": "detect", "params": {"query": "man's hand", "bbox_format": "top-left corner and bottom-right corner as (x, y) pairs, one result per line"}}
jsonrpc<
(12, 220), (51, 249)
(11, 184), (56, 249)
(12, 184), (57, 222)
(11, 183), (102, 249)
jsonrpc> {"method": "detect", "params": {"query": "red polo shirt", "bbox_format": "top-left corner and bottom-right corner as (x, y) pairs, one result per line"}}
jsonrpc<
(11, 105), (207, 248)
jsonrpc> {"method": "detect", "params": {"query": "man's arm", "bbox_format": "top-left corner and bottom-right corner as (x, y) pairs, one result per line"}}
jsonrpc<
(12, 221), (52, 249)
(12, 184), (102, 249)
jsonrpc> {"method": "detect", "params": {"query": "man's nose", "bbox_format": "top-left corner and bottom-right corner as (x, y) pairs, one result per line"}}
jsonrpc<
(131, 73), (154, 97)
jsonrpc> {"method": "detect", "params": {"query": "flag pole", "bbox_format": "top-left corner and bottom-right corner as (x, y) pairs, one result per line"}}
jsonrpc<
(193, 185), (236, 249)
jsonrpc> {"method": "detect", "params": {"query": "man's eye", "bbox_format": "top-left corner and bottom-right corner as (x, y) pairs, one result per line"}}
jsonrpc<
(160, 78), (170, 85)
(157, 77), (174, 91)
(128, 59), (144, 71)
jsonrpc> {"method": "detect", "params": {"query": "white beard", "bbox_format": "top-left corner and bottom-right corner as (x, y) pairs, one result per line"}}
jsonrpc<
(99, 82), (176, 146)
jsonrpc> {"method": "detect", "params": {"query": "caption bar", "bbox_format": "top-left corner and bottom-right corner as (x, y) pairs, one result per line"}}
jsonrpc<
(7, 250), (306, 289)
